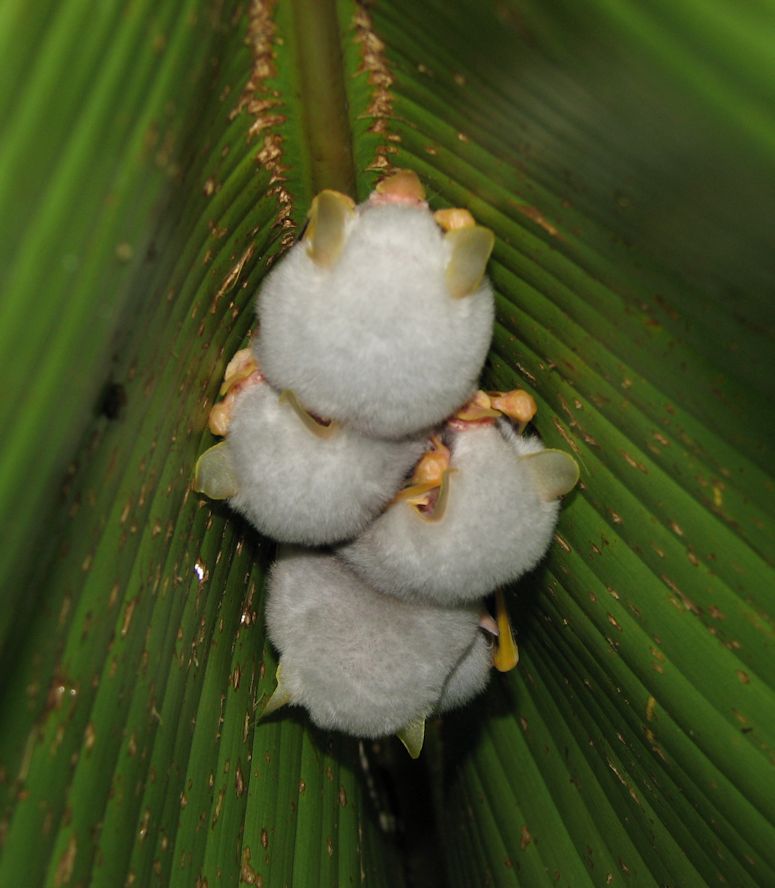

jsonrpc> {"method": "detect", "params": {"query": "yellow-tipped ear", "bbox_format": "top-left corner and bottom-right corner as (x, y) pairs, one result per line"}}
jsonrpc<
(523, 449), (580, 500)
(258, 664), (293, 721)
(375, 169), (426, 202)
(394, 480), (440, 505)
(492, 589), (519, 672)
(415, 469), (451, 523)
(396, 716), (426, 759)
(445, 225), (495, 298)
(304, 190), (355, 267)
(193, 442), (239, 499)
(278, 389), (338, 439)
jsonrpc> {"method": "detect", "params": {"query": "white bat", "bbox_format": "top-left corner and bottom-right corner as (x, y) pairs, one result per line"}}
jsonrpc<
(261, 549), (494, 756)
(255, 170), (496, 439)
(339, 420), (579, 604)
(194, 374), (425, 545)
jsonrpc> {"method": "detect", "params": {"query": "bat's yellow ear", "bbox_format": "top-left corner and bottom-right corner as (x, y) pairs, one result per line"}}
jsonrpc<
(396, 716), (426, 759)
(258, 663), (293, 720)
(193, 442), (239, 499)
(522, 449), (580, 501)
(304, 190), (356, 267)
(492, 589), (519, 672)
(444, 226), (495, 298)
(278, 389), (338, 439)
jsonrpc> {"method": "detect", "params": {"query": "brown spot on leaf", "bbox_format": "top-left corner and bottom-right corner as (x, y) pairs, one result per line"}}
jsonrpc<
(84, 722), (96, 752)
(662, 575), (698, 613)
(552, 416), (580, 453)
(241, 847), (263, 886)
(115, 242), (134, 262)
(121, 597), (138, 637)
(54, 834), (77, 887)
(138, 809), (151, 841)
(354, 6), (394, 134)
(211, 244), (255, 315)
(516, 203), (560, 237)
(622, 452), (647, 473)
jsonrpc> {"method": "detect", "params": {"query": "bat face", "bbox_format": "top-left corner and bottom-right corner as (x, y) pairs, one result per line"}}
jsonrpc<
(256, 183), (495, 439)
(263, 550), (489, 739)
(339, 423), (578, 604)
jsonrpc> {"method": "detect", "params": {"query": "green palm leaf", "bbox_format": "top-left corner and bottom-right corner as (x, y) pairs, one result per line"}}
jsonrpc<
(2, 1), (772, 885)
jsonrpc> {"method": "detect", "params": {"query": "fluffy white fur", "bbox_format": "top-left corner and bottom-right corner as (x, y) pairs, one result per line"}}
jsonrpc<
(265, 550), (487, 737)
(437, 631), (492, 712)
(227, 382), (425, 545)
(256, 202), (494, 439)
(339, 425), (561, 604)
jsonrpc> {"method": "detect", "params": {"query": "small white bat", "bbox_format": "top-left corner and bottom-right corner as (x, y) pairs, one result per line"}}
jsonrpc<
(194, 377), (425, 545)
(261, 549), (493, 756)
(338, 421), (579, 604)
(255, 170), (495, 439)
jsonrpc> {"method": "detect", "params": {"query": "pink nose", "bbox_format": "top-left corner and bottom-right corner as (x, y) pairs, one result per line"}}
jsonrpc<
(370, 191), (427, 207)
(370, 169), (427, 206)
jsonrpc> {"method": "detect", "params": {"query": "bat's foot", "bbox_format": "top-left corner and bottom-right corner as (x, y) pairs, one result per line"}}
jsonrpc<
(452, 388), (537, 430)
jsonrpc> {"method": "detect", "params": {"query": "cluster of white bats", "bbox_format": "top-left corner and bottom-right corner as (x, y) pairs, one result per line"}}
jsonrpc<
(194, 171), (578, 757)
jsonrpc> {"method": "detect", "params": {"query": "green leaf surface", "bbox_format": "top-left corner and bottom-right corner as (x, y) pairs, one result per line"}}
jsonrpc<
(2, 0), (773, 886)
(1, 1), (404, 884)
